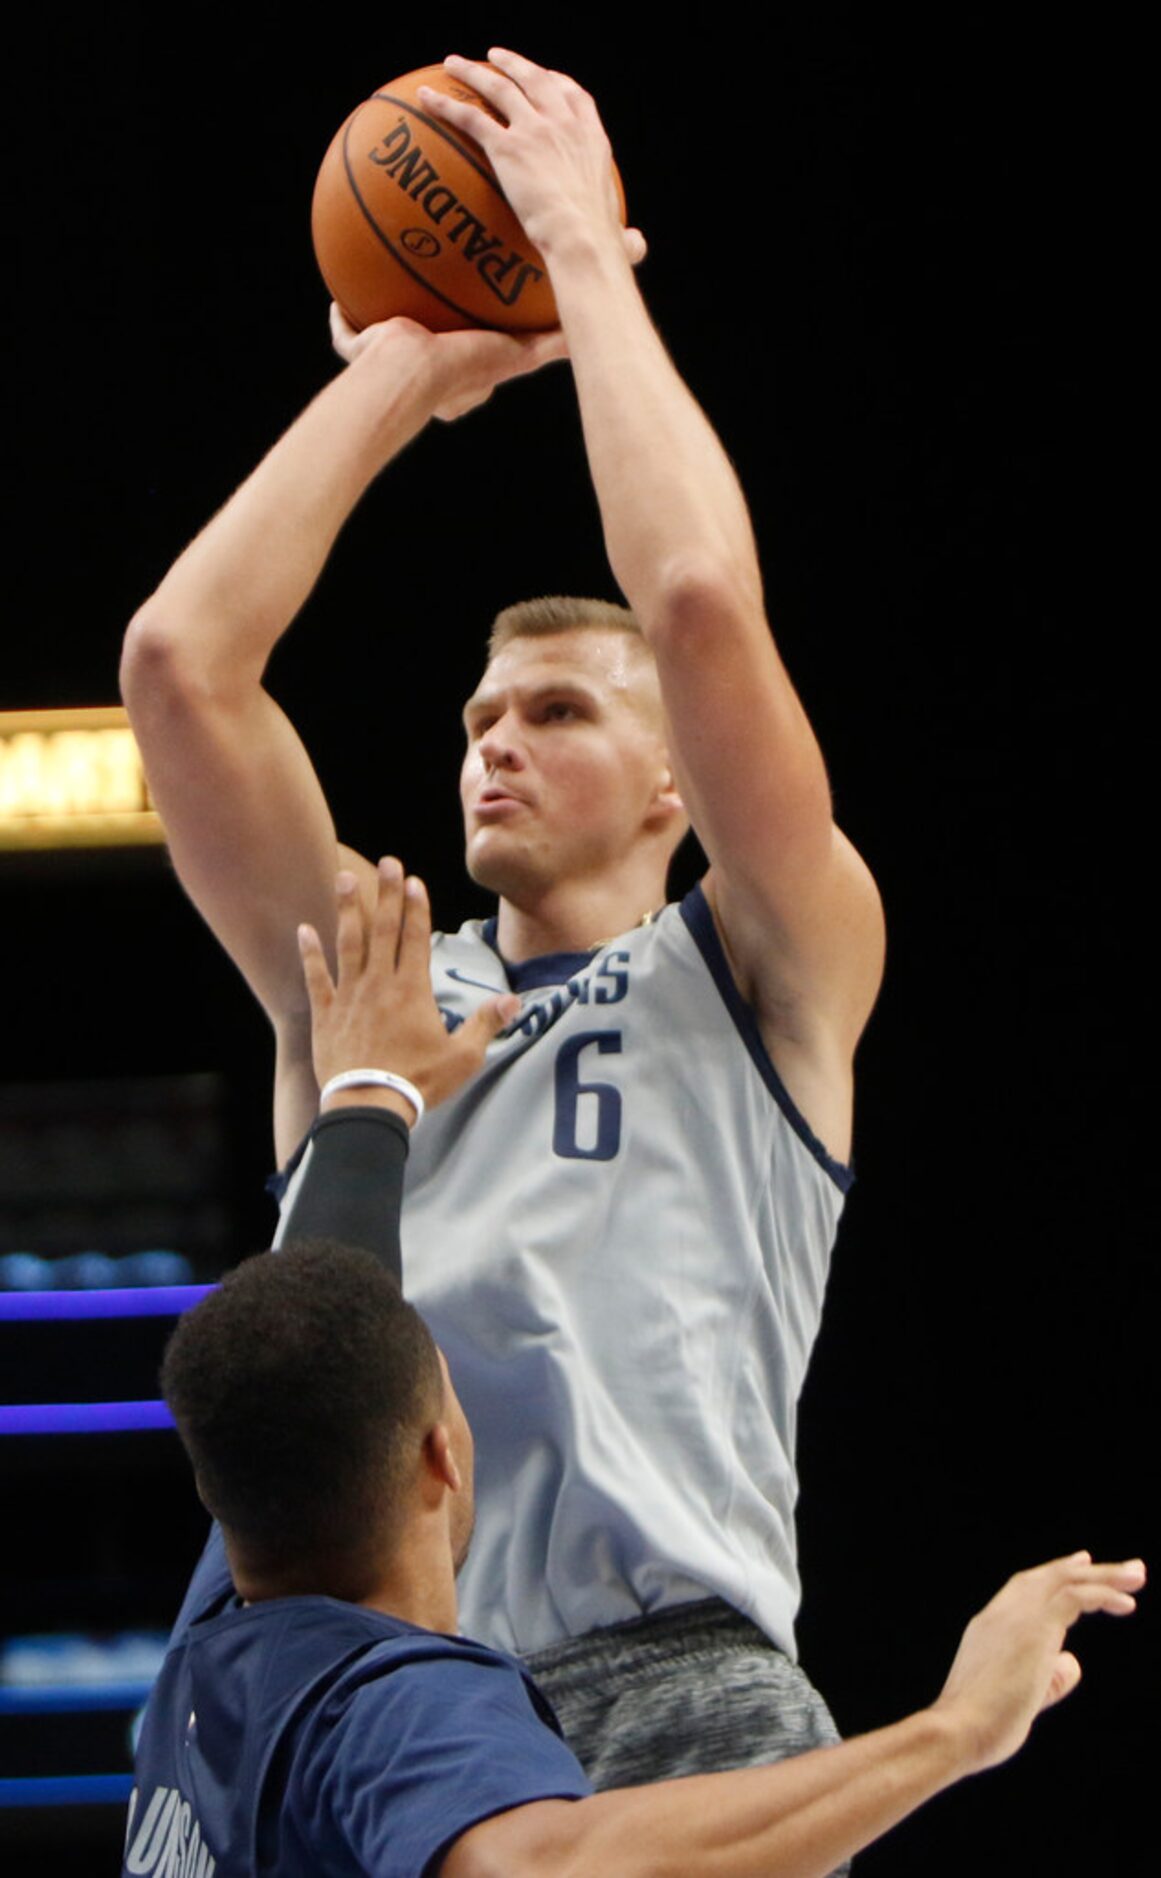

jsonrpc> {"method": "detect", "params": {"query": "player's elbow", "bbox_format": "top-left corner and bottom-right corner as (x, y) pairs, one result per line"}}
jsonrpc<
(121, 607), (187, 713)
(120, 606), (237, 726)
(643, 553), (764, 656)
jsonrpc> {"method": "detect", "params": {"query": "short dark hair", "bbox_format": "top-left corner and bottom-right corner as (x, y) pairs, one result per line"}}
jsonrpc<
(162, 1242), (441, 1577)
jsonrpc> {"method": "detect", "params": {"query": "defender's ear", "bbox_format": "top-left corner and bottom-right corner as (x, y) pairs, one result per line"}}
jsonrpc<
(422, 1422), (462, 1497)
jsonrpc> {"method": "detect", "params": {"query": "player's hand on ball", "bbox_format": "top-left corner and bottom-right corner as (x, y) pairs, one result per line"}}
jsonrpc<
(298, 859), (520, 1118)
(426, 324), (569, 422)
(329, 302), (567, 422)
(420, 50), (639, 264)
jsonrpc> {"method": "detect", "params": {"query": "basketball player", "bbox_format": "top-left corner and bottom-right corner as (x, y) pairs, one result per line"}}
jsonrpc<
(120, 50), (886, 1792)
(125, 863), (1145, 1878)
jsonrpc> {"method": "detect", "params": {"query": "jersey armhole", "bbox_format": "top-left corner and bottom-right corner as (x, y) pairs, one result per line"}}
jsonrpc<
(679, 884), (854, 1194)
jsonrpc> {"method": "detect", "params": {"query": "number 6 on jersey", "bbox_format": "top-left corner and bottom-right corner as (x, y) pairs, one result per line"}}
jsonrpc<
(552, 1031), (623, 1161)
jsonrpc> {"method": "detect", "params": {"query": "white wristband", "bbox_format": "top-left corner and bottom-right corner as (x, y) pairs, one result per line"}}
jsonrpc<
(319, 1068), (425, 1126)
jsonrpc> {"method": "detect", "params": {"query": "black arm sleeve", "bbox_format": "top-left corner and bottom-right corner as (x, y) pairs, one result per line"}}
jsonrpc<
(278, 1106), (408, 1285)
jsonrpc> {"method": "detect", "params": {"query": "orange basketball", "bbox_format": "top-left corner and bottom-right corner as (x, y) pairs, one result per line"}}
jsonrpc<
(311, 64), (625, 334)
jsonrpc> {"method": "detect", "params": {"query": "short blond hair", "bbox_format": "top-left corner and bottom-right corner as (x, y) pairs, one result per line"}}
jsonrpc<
(487, 595), (643, 659)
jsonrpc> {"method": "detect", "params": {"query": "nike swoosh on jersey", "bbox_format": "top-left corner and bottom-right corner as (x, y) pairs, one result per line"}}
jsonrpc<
(445, 967), (511, 994)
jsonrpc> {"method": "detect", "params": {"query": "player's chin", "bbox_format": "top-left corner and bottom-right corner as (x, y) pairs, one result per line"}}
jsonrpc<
(464, 837), (498, 892)
(465, 832), (537, 899)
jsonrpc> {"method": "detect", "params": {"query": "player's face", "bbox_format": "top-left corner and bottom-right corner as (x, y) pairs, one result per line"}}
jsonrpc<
(460, 630), (673, 898)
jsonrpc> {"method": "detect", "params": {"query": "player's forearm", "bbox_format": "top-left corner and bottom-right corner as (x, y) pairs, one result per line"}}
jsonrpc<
(123, 325), (441, 692)
(548, 235), (765, 634)
(278, 1104), (409, 1281)
(592, 1709), (965, 1877)
(457, 1707), (969, 1878)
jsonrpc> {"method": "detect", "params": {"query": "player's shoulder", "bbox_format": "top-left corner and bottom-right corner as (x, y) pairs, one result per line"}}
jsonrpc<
(313, 1625), (550, 1753)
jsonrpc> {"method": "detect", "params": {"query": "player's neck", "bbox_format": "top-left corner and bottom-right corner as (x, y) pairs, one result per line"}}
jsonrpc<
(495, 874), (667, 963)
(357, 1541), (459, 1636)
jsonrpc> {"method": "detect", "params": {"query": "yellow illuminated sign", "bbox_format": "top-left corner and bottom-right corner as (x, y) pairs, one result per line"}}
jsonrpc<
(0, 707), (164, 850)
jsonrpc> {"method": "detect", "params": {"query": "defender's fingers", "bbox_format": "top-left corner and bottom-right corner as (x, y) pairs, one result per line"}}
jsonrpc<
(297, 923), (335, 1008)
(458, 992), (521, 1058)
(334, 871), (366, 979)
(1056, 1582), (1140, 1622)
(1088, 1558), (1146, 1589)
(397, 874), (434, 975)
(1040, 1651), (1083, 1712)
(1051, 1557), (1146, 1604)
(369, 857), (406, 963)
(1031, 1553), (1144, 1591)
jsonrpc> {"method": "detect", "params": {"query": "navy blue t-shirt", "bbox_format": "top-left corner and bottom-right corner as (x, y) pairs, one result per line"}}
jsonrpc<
(124, 1526), (592, 1877)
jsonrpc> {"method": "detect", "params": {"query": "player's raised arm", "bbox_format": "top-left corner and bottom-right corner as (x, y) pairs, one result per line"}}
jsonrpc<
(422, 52), (884, 1159)
(120, 311), (562, 1160)
(443, 1553), (1144, 1878)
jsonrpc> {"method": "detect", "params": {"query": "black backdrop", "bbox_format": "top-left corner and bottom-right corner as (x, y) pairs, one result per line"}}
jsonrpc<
(8, 5), (1150, 1871)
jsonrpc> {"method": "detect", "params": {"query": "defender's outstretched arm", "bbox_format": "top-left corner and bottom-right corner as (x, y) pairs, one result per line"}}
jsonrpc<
(444, 1553), (1144, 1878)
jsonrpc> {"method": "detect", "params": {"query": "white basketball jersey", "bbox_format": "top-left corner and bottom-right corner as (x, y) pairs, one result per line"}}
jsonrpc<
(279, 884), (850, 1659)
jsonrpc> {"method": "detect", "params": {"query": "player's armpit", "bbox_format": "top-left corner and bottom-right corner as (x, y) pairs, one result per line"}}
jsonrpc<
(705, 827), (886, 1054)
(693, 831), (883, 1168)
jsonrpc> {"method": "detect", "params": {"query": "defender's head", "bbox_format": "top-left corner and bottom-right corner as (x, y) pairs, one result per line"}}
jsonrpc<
(162, 1242), (472, 1602)
(461, 596), (688, 902)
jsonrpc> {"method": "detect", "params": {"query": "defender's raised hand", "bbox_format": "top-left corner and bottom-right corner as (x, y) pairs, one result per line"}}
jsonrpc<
(932, 1552), (1146, 1774)
(298, 858), (519, 1120)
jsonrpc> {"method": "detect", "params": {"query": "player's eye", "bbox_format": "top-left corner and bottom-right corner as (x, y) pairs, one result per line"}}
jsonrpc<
(541, 701), (578, 721)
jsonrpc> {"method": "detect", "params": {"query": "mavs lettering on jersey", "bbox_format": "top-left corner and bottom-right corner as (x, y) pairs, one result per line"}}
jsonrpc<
(513, 950), (631, 1039)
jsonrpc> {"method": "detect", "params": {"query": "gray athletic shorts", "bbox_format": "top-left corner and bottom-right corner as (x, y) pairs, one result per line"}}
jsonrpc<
(523, 1597), (851, 1876)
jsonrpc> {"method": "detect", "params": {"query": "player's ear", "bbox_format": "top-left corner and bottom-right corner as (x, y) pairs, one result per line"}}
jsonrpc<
(422, 1422), (462, 1497)
(645, 761), (686, 834)
(660, 761), (683, 807)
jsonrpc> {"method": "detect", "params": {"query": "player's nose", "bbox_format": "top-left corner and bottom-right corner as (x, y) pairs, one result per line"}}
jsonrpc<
(478, 716), (524, 771)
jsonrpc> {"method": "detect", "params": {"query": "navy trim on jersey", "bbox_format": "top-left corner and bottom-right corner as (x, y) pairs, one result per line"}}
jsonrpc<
(267, 1161), (295, 1206)
(679, 884), (854, 1194)
(481, 914), (601, 992)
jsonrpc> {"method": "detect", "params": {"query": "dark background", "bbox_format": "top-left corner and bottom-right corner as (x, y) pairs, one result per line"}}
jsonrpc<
(7, 4), (1150, 1871)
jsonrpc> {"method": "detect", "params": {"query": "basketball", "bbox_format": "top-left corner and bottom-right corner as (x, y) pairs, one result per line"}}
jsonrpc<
(311, 64), (625, 334)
